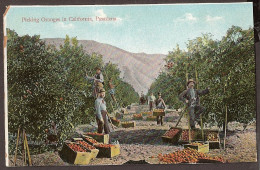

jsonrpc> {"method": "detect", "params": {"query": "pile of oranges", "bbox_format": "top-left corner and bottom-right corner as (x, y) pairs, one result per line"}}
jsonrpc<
(67, 143), (88, 152)
(84, 137), (99, 144)
(76, 140), (96, 150)
(181, 130), (196, 141)
(164, 128), (180, 138)
(85, 132), (103, 136)
(157, 148), (224, 164)
(133, 114), (143, 119)
(206, 132), (219, 141)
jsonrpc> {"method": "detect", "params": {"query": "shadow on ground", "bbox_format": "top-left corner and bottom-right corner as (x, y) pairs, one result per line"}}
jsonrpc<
(110, 128), (168, 145)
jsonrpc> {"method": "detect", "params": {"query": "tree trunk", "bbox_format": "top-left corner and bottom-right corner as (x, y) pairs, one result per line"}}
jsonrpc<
(222, 121), (228, 132)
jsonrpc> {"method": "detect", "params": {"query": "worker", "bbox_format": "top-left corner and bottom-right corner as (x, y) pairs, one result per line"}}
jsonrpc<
(179, 79), (210, 129)
(148, 92), (156, 111)
(85, 67), (104, 98)
(155, 92), (166, 125)
(108, 77), (117, 102)
(95, 88), (112, 135)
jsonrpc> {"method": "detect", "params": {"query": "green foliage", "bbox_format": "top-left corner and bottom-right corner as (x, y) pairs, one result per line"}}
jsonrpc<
(148, 26), (256, 128)
(7, 30), (138, 154)
(7, 30), (82, 153)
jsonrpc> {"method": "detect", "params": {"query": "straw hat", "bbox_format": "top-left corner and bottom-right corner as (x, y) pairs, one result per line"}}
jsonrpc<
(187, 79), (196, 86)
(98, 88), (106, 93)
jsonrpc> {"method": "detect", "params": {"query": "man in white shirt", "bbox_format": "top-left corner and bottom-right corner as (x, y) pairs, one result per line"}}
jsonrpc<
(148, 92), (156, 111)
(95, 88), (112, 134)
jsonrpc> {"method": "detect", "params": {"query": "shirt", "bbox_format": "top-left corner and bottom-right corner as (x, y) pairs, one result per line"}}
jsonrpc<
(148, 95), (156, 102)
(95, 97), (107, 121)
(190, 88), (196, 107)
(85, 73), (104, 83)
(155, 98), (166, 109)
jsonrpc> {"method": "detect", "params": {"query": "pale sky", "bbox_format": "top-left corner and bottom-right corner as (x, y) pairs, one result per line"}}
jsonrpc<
(5, 3), (253, 54)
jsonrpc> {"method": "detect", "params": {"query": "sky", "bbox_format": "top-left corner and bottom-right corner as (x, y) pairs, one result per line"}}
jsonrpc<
(5, 3), (253, 55)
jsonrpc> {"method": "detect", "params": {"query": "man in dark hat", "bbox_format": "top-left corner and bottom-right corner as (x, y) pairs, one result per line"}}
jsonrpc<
(179, 79), (210, 129)
(86, 67), (104, 98)
(155, 92), (166, 125)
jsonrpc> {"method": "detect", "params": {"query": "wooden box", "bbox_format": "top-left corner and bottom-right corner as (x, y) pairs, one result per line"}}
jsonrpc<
(179, 129), (203, 144)
(161, 127), (182, 144)
(60, 142), (92, 165)
(153, 109), (165, 116)
(183, 142), (209, 153)
(204, 130), (220, 149)
(94, 144), (120, 158)
(133, 114), (143, 120)
(121, 121), (136, 128)
(84, 132), (109, 144)
(72, 138), (99, 159)
(142, 111), (153, 115)
(110, 117), (120, 127)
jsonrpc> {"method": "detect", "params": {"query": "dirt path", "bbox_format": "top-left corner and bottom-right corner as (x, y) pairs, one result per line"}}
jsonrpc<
(8, 106), (257, 166)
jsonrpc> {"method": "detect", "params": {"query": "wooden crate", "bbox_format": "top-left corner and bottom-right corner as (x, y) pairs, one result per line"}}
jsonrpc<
(94, 144), (120, 158)
(161, 127), (182, 144)
(153, 110), (165, 117)
(183, 142), (209, 153)
(179, 129), (203, 144)
(133, 114), (143, 120)
(72, 138), (99, 159)
(84, 133), (109, 144)
(146, 116), (157, 121)
(110, 117), (120, 127)
(60, 142), (92, 165)
(204, 130), (220, 149)
(121, 121), (136, 128)
(208, 141), (220, 149)
(142, 111), (153, 115)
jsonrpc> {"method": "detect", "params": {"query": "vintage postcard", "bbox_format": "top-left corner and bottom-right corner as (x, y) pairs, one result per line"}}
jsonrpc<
(3, 3), (257, 166)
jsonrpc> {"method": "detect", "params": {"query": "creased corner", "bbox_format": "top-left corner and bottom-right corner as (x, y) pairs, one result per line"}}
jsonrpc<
(3, 6), (10, 18)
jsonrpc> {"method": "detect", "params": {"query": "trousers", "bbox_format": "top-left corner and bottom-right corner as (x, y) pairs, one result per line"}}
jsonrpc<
(96, 110), (111, 134)
(188, 105), (205, 128)
(149, 101), (154, 111)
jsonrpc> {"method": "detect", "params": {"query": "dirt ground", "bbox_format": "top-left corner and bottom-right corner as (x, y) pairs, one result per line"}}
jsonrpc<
(8, 109), (257, 166)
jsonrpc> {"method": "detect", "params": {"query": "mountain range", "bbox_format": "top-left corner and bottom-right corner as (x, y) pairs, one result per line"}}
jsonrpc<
(44, 38), (166, 95)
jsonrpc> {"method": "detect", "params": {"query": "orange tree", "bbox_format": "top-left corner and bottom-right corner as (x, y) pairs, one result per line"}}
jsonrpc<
(148, 26), (256, 129)
(7, 30), (139, 154)
(56, 36), (139, 115)
(7, 30), (82, 153)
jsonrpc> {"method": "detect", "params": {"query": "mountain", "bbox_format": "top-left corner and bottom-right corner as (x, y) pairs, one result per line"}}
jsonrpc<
(44, 38), (166, 95)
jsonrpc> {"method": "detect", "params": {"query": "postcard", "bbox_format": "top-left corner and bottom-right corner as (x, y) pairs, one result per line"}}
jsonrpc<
(3, 3), (257, 166)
